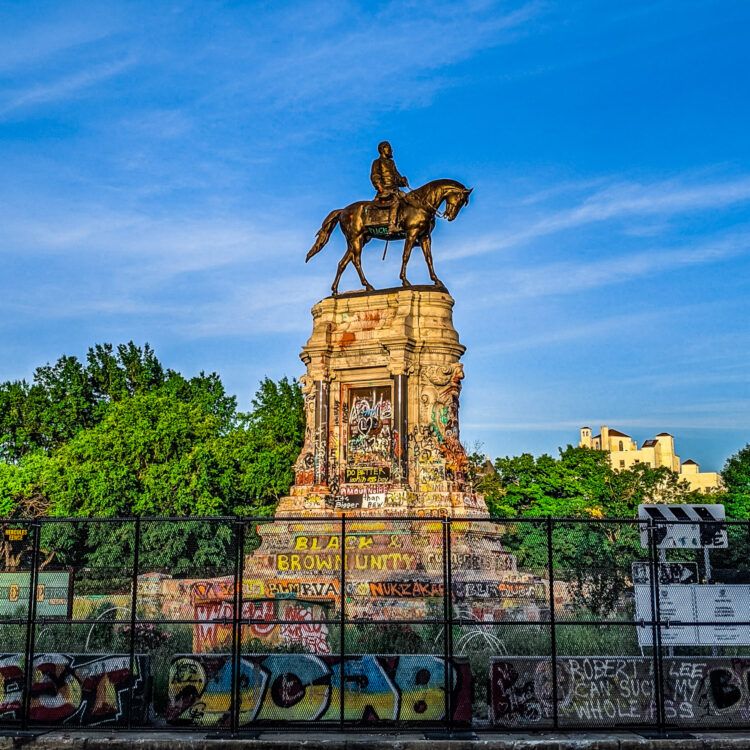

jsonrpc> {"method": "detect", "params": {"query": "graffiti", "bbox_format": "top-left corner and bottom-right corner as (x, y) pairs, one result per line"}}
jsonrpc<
(348, 388), (392, 435)
(194, 600), (330, 654)
(295, 465), (315, 487)
(328, 457), (341, 495)
(354, 601), (430, 619)
(367, 580), (444, 598)
(167, 654), (471, 727)
(449, 552), (517, 573)
(293, 375), (317, 486)
(453, 579), (545, 600)
(384, 492), (408, 508)
(0, 653), (146, 726)
(279, 604), (329, 653)
(190, 577), (234, 605)
(249, 579), (339, 599)
(419, 465), (446, 486)
(490, 657), (750, 727)
(345, 483), (390, 496)
(344, 466), (391, 484)
(292, 530), (408, 551)
(276, 552), (417, 573)
(326, 491), (387, 510)
(346, 386), (393, 469)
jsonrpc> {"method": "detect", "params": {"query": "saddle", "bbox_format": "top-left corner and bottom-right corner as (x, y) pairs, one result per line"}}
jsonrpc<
(363, 199), (405, 240)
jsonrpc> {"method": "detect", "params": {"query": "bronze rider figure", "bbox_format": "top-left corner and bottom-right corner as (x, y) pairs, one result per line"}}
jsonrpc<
(370, 141), (408, 233)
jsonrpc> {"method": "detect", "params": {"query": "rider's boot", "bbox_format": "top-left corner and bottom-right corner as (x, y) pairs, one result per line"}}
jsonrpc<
(388, 203), (399, 234)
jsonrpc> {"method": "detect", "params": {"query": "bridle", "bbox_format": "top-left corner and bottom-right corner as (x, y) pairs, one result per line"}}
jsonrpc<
(405, 187), (467, 220)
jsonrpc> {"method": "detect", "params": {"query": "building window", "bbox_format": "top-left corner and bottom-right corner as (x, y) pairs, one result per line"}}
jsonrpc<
(619, 460), (625, 468)
(618, 441), (624, 451)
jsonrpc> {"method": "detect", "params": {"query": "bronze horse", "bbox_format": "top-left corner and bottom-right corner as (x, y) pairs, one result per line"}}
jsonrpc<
(306, 178), (472, 295)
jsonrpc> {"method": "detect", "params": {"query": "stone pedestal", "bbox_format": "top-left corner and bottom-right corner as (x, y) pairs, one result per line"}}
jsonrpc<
(243, 288), (523, 624)
(278, 286), (485, 517)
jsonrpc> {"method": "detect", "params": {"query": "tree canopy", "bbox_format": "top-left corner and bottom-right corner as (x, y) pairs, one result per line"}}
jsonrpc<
(472, 445), (716, 520)
(0, 342), (304, 519)
(721, 443), (750, 519)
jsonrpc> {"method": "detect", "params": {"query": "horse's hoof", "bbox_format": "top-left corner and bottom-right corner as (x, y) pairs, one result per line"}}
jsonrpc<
(365, 285), (375, 292)
(401, 279), (412, 288)
(432, 279), (446, 289)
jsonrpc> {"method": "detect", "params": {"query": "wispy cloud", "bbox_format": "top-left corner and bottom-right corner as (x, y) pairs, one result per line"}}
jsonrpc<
(0, 58), (136, 116)
(0, 12), (121, 72)
(1, 205), (305, 280)
(448, 174), (750, 260)
(468, 231), (750, 303)
(177, 275), (329, 338)
(472, 306), (697, 355)
(217, 0), (542, 114)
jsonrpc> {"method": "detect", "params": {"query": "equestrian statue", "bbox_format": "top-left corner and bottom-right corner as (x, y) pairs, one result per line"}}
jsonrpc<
(306, 141), (472, 295)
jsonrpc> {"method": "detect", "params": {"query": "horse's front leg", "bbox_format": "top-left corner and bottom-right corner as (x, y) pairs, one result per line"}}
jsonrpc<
(350, 236), (375, 292)
(400, 232), (418, 287)
(420, 234), (444, 288)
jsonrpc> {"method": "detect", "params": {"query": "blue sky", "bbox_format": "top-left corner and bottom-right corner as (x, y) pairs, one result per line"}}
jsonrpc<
(1, 1), (749, 470)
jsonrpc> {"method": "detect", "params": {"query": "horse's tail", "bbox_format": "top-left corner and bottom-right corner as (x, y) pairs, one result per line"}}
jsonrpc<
(306, 209), (342, 262)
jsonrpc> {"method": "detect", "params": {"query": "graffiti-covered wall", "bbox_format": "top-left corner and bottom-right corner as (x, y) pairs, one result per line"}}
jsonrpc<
(167, 654), (472, 727)
(490, 657), (750, 728)
(0, 653), (147, 726)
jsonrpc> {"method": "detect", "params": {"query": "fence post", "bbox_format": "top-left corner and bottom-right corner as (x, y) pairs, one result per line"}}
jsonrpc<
(339, 514), (346, 730)
(127, 517), (142, 730)
(546, 516), (558, 729)
(648, 517), (665, 732)
(445, 516), (453, 733)
(231, 518), (246, 735)
(441, 517), (450, 732)
(21, 520), (42, 731)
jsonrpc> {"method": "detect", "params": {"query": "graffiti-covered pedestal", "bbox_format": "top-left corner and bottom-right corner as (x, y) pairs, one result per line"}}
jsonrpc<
(244, 287), (522, 622)
(287, 286), (474, 513)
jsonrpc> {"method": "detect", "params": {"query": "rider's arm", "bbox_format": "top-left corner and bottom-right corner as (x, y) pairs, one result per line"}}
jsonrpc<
(370, 160), (384, 192)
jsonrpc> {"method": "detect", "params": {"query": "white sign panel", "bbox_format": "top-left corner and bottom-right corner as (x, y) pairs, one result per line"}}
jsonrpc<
(635, 584), (750, 646)
(638, 504), (727, 549)
(635, 584), (698, 646)
(695, 585), (750, 645)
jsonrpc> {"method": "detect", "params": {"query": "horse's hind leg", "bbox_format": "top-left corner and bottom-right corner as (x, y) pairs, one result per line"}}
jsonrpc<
(332, 251), (353, 295)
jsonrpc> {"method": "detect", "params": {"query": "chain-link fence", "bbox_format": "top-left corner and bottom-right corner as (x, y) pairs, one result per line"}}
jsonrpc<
(0, 515), (747, 733)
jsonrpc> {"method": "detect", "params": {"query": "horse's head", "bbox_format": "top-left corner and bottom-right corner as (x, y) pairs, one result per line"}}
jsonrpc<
(443, 186), (473, 221)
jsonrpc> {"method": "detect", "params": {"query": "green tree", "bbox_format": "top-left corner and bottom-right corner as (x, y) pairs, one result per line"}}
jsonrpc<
(483, 445), (711, 615)
(0, 342), (170, 461)
(0, 344), (304, 568)
(229, 377), (305, 515)
(41, 389), (231, 517)
(722, 443), (750, 519)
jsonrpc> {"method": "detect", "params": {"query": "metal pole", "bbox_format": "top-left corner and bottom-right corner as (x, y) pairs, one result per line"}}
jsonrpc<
(231, 519), (246, 735)
(339, 514), (346, 730)
(442, 517), (450, 732)
(126, 517), (142, 729)
(648, 518), (665, 732)
(21, 521), (42, 731)
(546, 517), (558, 729)
(703, 547), (712, 584)
(445, 515), (453, 734)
